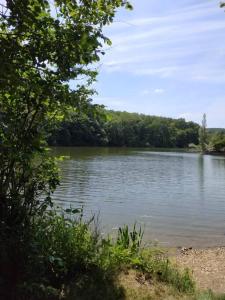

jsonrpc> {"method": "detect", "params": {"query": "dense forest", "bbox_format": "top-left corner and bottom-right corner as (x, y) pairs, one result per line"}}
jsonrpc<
(49, 109), (200, 148)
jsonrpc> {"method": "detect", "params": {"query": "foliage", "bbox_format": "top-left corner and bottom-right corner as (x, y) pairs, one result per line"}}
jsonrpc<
(207, 131), (225, 153)
(0, 0), (131, 297)
(49, 109), (200, 148)
(117, 224), (144, 253)
(15, 209), (144, 298)
(20, 209), (98, 299)
(14, 209), (195, 300)
(49, 105), (109, 146)
(134, 249), (195, 294)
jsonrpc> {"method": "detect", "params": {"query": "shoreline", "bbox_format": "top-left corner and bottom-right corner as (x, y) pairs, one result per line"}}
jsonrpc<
(172, 246), (225, 294)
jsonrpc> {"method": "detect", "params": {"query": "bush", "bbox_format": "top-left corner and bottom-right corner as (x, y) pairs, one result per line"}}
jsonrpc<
(20, 209), (99, 299)
(14, 209), (195, 299)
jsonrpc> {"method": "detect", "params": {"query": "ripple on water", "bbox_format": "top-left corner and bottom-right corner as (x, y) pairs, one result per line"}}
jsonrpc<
(52, 147), (225, 247)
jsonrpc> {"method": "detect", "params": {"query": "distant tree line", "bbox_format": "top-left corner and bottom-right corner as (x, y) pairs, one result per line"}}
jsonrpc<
(49, 109), (200, 148)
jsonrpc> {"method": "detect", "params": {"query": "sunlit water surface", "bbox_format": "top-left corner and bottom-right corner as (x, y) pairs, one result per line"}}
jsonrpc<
(52, 147), (225, 247)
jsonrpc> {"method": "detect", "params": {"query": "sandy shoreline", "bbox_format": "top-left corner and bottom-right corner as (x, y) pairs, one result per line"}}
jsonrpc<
(174, 246), (225, 294)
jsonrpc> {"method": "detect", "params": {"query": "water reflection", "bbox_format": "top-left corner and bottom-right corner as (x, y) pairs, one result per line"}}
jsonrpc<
(197, 155), (205, 202)
(52, 147), (225, 247)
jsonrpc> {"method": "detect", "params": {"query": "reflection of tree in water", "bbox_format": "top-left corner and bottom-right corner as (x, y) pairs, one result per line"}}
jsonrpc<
(197, 154), (206, 208)
(53, 147), (132, 210)
(198, 155), (204, 190)
(66, 161), (90, 195)
(53, 147), (136, 213)
(198, 155), (225, 204)
(52, 148), (225, 247)
(212, 157), (225, 169)
(53, 156), (91, 208)
(211, 156), (225, 185)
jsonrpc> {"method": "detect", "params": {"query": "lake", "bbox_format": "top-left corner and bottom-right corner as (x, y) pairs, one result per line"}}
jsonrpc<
(52, 147), (225, 247)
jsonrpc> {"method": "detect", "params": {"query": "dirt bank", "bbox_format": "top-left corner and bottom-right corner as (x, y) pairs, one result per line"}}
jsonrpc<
(175, 247), (225, 294)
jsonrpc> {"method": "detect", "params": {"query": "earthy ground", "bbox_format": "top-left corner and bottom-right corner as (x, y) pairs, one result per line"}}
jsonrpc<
(117, 247), (225, 299)
(175, 247), (225, 294)
(118, 270), (190, 300)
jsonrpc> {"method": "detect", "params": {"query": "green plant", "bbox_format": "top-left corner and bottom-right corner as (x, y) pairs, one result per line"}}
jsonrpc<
(136, 249), (195, 294)
(19, 209), (130, 299)
(10, 207), (197, 300)
(0, 0), (132, 297)
(117, 223), (144, 253)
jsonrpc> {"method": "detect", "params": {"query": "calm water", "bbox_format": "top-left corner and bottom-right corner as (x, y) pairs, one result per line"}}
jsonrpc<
(52, 147), (225, 247)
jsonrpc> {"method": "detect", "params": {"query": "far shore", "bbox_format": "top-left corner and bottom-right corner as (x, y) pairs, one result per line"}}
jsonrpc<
(51, 145), (225, 155)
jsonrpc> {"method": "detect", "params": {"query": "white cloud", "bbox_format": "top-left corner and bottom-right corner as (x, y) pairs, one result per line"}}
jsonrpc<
(154, 89), (164, 94)
(128, 2), (220, 27)
(134, 67), (178, 78)
(100, 1), (225, 83)
(92, 1), (225, 127)
(140, 88), (165, 96)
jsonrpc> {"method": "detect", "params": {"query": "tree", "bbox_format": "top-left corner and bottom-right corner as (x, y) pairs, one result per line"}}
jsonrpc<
(199, 113), (207, 153)
(208, 131), (225, 153)
(0, 0), (131, 297)
(51, 109), (200, 148)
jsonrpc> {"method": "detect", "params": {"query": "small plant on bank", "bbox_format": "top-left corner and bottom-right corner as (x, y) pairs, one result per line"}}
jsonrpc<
(116, 223), (144, 253)
(16, 209), (196, 300)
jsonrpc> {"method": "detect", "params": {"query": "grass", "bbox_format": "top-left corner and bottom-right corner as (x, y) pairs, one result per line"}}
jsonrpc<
(11, 208), (225, 300)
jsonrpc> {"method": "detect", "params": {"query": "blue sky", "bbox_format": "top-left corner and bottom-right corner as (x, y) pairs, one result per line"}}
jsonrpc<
(93, 0), (225, 128)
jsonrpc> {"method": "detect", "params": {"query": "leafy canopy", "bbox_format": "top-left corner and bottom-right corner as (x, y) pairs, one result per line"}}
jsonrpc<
(0, 1), (131, 296)
(0, 0), (131, 212)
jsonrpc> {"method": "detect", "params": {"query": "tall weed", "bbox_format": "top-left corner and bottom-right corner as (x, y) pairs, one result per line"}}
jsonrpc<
(18, 209), (195, 299)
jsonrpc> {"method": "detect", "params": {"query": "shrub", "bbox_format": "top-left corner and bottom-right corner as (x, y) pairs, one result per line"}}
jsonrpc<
(16, 209), (195, 299)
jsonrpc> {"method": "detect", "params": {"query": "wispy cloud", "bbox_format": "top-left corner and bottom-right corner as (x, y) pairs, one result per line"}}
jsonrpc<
(140, 88), (165, 95)
(101, 1), (225, 83)
(94, 0), (225, 127)
(154, 89), (164, 94)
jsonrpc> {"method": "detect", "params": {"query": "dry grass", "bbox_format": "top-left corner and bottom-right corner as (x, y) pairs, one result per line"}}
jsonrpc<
(118, 270), (193, 300)
(116, 247), (225, 300)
